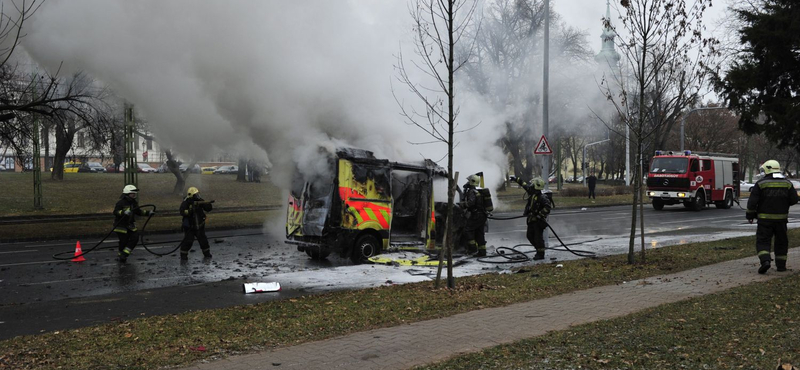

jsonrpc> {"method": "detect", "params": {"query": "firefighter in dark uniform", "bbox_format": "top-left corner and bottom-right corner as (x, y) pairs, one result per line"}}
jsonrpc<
(461, 174), (488, 257)
(513, 176), (551, 261)
(747, 160), (798, 274)
(113, 184), (154, 263)
(179, 186), (214, 260)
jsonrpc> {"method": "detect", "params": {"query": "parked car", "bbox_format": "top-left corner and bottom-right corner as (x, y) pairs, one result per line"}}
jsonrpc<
(740, 180), (755, 193)
(179, 164), (201, 174)
(213, 165), (238, 174)
(78, 162), (106, 173)
(201, 166), (217, 175)
(105, 164), (126, 173)
(791, 180), (800, 195)
(137, 163), (157, 173)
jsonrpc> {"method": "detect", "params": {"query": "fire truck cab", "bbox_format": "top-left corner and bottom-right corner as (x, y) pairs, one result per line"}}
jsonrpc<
(285, 148), (447, 263)
(646, 150), (739, 211)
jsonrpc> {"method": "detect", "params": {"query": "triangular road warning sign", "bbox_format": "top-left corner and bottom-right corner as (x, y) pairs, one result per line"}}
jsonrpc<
(534, 135), (553, 154)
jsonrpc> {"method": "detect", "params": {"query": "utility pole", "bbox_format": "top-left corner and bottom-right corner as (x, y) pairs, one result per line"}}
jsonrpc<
(541, 0), (550, 249)
(124, 103), (138, 188)
(542, 0), (550, 187)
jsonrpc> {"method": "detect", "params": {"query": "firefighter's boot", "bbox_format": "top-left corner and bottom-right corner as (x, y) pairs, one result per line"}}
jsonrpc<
(776, 258), (787, 272)
(475, 245), (487, 257)
(758, 259), (771, 274)
(202, 249), (212, 259)
(532, 250), (545, 261)
(117, 248), (131, 264)
(466, 241), (478, 255)
(180, 251), (188, 261)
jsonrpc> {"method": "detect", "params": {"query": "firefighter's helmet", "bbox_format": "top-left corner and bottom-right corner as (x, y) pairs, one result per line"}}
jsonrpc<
(467, 174), (481, 187)
(532, 177), (545, 190)
(187, 187), (200, 197)
(760, 159), (781, 175)
(122, 185), (139, 194)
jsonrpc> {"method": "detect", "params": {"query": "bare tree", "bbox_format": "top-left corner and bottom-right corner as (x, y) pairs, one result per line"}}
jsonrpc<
(394, 0), (478, 289)
(459, 0), (595, 181)
(599, 0), (717, 264)
(0, 1), (107, 178)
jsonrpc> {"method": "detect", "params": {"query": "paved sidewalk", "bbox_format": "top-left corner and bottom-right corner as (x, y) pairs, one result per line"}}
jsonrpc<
(181, 249), (800, 370)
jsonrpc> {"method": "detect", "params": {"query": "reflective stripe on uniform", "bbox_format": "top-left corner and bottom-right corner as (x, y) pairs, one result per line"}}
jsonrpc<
(758, 250), (771, 256)
(758, 213), (788, 220)
(758, 181), (792, 188)
(114, 228), (127, 233)
(775, 255), (787, 261)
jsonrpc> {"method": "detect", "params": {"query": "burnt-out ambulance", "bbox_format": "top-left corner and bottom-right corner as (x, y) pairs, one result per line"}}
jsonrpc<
(286, 148), (449, 263)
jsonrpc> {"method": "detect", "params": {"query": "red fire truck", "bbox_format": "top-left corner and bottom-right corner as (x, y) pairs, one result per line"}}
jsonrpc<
(646, 150), (739, 211)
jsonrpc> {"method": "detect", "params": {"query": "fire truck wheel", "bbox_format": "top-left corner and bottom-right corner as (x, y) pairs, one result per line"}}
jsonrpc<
(306, 249), (331, 260)
(652, 199), (665, 210)
(715, 190), (733, 209)
(352, 234), (380, 263)
(692, 191), (705, 211)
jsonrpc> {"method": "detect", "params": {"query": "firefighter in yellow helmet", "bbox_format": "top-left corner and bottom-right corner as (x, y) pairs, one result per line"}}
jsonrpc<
(179, 186), (214, 261)
(460, 174), (488, 257)
(113, 184), (154, 263)
(747, 160), (798, 274)
(512, 176), (552, 260)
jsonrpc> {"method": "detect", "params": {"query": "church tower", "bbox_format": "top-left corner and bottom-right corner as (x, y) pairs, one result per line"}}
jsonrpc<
(595, 0), (620, 69)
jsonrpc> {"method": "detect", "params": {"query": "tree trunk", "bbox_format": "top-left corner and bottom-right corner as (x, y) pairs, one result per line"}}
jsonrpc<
(165, 150), (186, 196)
(51, 123), (76, 181)
(237, 158), (247, 182)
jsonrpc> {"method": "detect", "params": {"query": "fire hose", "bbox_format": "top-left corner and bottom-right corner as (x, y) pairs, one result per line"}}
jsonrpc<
(52, 204), (181, 260)
(482, 213), (599, 263)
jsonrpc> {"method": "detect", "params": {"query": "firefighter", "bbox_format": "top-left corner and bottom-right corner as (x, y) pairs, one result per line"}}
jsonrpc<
(747, 160), (798, 274)
(113, 184), (154, 263)
(513, 176), (552, 260)
(461, 174), (488, 257)
(179, 186), (214, 260)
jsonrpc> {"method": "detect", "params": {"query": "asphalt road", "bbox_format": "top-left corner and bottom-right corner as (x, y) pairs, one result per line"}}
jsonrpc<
(2, 201), (798, 340)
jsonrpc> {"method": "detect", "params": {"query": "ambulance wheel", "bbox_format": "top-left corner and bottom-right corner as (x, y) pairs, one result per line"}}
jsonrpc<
(652, 199), (664, 210)
(351, 234), (380, 264)
(715, 190), (733, 209)
(306, 249), (331, 260)
(692, 191), (705, 211)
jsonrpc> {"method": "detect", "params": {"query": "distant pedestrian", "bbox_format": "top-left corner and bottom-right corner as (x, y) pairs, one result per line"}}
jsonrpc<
(746, 160), (798, 274)
(113, 185), (154, 263)
(587, 172), (597, 199)
(179, 187), (214, 261)
(513, 176), (552, 261)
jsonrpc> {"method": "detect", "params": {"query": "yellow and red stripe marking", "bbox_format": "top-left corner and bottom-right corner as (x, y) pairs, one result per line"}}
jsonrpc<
(339, 187), (391, 228)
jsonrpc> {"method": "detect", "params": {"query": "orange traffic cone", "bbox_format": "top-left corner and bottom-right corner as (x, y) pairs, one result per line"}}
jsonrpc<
(71, 241), (86, 262)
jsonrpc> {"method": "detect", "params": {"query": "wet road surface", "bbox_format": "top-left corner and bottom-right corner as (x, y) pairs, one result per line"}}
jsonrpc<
(2, 202), (798, 339)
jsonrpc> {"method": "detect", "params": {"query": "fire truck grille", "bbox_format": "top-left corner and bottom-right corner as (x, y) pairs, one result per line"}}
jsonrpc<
(647, 177), (690, 189)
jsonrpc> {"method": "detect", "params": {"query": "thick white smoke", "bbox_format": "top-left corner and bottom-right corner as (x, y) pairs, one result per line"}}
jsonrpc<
(19, 0), (587, 193)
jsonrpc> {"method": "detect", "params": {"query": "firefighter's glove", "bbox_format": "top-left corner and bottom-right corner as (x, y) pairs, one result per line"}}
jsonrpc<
(123, 209), (132, 216)
(509, 175), (516, 183)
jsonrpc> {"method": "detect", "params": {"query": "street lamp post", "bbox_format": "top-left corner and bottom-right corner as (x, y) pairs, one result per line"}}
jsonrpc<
(583, 138), (611, 186)
(680, 106), (727, 152)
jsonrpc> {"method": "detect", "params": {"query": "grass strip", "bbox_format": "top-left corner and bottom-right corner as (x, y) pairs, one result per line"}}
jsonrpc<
(418, 271), (800, 369)
(1, 229), (796, 369)
(0, 173), (281, 217)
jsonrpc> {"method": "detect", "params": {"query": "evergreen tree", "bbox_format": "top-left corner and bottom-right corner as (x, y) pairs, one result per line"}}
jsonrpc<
(719, 0), (800, 152)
